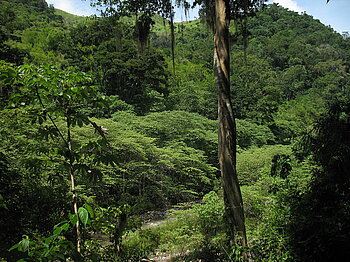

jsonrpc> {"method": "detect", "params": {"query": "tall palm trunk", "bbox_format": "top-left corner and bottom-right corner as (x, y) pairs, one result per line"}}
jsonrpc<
(214, 0), (247, 248)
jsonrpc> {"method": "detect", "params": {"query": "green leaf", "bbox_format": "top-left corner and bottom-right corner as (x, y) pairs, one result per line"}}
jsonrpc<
(53, 222), (70, 236)
(53, 226), (62, 236)
(18, 236), (30, 252)
(83, 203), (94, 219)
(61, 222), (70, 231)
(69, 214), (78, 225)
(44, 236), (55, 245)
(78, 207), (89, 226)
(8, 243), (19, 252)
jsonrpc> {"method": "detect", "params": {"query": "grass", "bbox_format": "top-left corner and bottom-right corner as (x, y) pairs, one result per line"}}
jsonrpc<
(54, 9), (87, 25)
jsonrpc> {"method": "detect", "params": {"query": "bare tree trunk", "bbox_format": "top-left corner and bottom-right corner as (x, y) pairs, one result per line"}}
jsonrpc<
(67, 116), (81, 253)
(214, 0), (247, 248)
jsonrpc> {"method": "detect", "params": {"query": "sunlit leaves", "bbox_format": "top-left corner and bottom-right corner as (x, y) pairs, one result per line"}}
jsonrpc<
(0, 61), (17, 85)
(2, 63), (113, 175)
(6, 64), (102, 118)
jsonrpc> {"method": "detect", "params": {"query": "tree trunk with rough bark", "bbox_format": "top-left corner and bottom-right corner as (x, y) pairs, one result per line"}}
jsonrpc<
(214, 0), (247, 248)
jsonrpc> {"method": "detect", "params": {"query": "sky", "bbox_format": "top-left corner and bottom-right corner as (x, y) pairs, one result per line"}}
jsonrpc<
(269, 0), (350, 33)
(45, 0), (349, 33)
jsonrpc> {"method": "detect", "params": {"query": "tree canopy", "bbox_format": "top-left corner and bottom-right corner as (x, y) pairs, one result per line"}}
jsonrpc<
(0, 0), (349, 261)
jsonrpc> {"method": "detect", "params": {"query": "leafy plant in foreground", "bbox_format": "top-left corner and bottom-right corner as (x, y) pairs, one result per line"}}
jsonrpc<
(9, 203), (94, 261)
(1, 63), (113, 255)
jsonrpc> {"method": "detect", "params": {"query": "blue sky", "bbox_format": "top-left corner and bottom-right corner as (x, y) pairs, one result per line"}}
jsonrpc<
(269, 0), (350, 33)
(46, 0), (349, 33)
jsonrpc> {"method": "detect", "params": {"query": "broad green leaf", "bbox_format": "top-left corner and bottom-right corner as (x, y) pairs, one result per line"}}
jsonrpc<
(83, 203), (94, 219)
(78, 207), (89, 226)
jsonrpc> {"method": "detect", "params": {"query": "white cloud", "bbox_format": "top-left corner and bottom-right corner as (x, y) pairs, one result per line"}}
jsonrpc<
(272, 0), (304, 13)
(46, 0), (95, 16)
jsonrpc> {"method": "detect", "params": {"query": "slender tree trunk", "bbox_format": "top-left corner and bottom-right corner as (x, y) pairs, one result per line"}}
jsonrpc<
(67, 115), (81, 253)
(114, 211), (127, 253)
(214, 0), (247, 248)
(170, 9), (176, 74)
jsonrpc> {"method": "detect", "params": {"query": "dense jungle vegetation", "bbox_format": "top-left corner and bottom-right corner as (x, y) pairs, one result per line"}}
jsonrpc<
(0, 0), (349, 261)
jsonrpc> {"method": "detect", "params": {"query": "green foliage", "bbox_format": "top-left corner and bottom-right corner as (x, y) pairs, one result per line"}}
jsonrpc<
(0, 102), (218, 246)
(233, 142), (317, 262)
(1, 1), (350, 261)
(165, 60), (216, 119)
(93, 205), (129, 236)
(230, 51), (282, 123)
(0, 122), (71, 259)
(58, 16), (171, 114)
(0, 61), (17, 108)
(233, 3), (348, 128)
(154, 19), (214, 68)
(122, 229), (161, 261)
(0, 0), (64, 64)
(0, 108), (217, 237)
(9, 204), (93, 260)
(287, 95), (350, 262)
(237, 145), (291, 185)
(112, 110), (276, 168)
(122, 204), (205, 261)
(156, 208), (204, 257)
(0, 63), (113, 258)
(54, 9), (86, 25)
(236, 119), (276, 148)
(94, 43), (170, 114)
(194, 192), (225, 239)
(9, 221), (75, 261)
(86, 117), (217, 208)
(3, 63), (105, 118)
(113, 110), (217, 162)
(273, 89), (327, 141)
(124, 192), (243, 261)
(89, 95), (134, 118)
(78, 207), (90, 227)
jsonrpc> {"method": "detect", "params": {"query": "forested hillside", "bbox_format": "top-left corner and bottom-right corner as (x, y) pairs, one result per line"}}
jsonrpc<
(1, 0), (349, 261)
